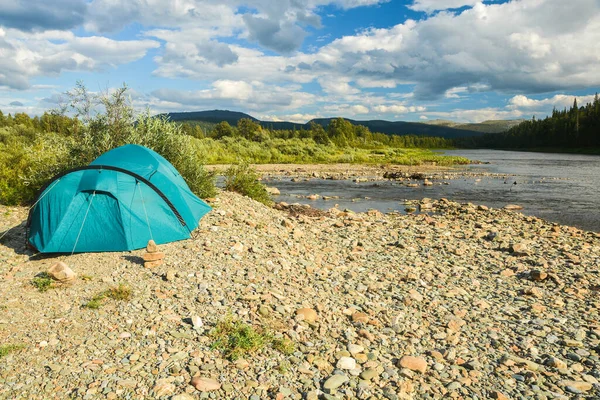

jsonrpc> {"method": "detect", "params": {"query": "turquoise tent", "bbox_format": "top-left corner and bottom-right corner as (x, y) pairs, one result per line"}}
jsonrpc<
(27, 145), (211, 253)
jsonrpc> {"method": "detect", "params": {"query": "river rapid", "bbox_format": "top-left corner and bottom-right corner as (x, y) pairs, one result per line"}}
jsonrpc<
(269, 150), (600, 232)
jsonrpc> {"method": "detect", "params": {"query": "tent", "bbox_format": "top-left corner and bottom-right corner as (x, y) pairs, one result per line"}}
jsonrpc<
(26, 144), (211, 253)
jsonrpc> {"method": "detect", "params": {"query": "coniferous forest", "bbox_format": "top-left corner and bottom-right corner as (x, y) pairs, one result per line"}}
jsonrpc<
(459, 95), (600, 151)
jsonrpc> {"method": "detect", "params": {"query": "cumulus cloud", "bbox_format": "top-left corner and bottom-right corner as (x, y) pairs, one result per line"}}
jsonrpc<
(373, 104), (426, 114)
(243, 14), (306, 53)
(150, 81), (316, 113)
(9, 101), (24, 106)
(508, 94), (597, 109)
(408, 0), (482, 13)
(298, 0), (600, 100)
(0, 29), (159, 90)
(0, 0), (87, 32)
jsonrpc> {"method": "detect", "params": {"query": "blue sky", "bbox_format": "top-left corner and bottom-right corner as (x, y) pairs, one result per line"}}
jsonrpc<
(0, 0), (599, 123)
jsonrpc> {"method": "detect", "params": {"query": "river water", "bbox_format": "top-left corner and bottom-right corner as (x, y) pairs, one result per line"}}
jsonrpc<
(268, 150), (600, 232)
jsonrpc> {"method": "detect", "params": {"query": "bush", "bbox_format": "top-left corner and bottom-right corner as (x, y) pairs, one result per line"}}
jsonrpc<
(224, 161), (273, 206)
(0, 83), (216, 205)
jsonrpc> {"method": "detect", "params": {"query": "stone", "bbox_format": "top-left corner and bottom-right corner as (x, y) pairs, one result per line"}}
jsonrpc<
(336, 357), (356, 370)
(360, 368), (379, 381)
(296, 308), (318, 323)
(190, 377), (221, 392)
(142, 252), (164, 262)
(144, 260), (163, 268)
(172, 394), (195, 400)
(559, 380), (592, 392)
(323, 374), (349, 390)
(165, 270), (176, 281)
(490, 391), (509, 400)
(511, 242), (529, 256)
(352, 312), (369, 324)
(504, 204), (524, 210)
(152, 380), (175, 397)
(146, 240), (158, 253)
(398, 356), (427, 373)
(47, 262), (76, 282)
(347, 344), (364, 354)
(266, 187), (280, 195)
(530, 269), (548, 281)
(191, 315), (203, 329)
(545, 356), (567, 369)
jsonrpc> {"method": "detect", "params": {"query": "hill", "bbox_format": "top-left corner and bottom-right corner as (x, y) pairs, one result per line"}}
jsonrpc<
(164, 110), (489, 138)
(421, 119), (525, 134)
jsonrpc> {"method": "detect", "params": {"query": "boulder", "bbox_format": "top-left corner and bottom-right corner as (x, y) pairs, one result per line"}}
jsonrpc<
(47, 262), (76, 282)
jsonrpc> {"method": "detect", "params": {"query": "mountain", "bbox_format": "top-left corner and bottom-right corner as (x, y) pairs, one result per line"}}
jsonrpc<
(421, 119), (525, 134)
(163, 109), (515, 138)
(165, 110), (258, 125)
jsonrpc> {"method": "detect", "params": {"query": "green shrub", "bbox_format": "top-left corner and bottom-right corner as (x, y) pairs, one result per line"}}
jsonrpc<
(210, 317), (270, 360)
(224, 161), (273, 206)
(0, 84), (216, 206)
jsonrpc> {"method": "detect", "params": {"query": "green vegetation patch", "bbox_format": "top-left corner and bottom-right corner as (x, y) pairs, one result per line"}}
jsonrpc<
(224, 162), (273, 206)
(84, 283), (132, 309)
(0, 344), (26, 358)
(209, 316), (297, 360)
(31, 273), (54, 292)
(210, 317), (271, 360)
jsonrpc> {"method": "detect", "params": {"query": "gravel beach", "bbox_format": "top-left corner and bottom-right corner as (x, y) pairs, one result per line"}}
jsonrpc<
(1, 189), (599, 400)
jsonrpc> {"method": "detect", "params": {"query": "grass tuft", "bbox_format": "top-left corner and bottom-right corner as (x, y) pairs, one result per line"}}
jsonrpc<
(272, 337), (296, 355)
(84, 283), (132, 309)
(0, 344), (25, 358)
(31, 273), (53, 292)
(209, 317), (297, 360)
(209, 317), (271, 360)
(105, 283), (132, 301)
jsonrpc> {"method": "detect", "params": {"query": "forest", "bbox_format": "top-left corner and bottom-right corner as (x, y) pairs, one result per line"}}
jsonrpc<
(459, 95), (600, 151)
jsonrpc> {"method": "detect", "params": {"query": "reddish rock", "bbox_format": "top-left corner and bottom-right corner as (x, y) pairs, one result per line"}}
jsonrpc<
(190, 377), (221, 392)
(490, 390), (509, 400)
(143, 252), (164, 262)
(398, 356), (427, 373)
(352, 312), (369, 324)
(296, 308), (318, 323)
(144, 260), (163, 269)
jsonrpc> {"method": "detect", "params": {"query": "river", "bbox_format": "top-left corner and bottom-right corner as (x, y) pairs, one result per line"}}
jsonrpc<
(268, 150), (600, 232)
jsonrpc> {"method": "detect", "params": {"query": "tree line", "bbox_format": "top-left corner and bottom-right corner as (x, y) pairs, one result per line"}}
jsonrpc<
(179, 117), (455, 149)
(458, 95), (600, 150)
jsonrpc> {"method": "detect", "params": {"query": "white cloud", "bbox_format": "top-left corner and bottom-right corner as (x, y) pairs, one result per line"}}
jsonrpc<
(508, 94), (596, 109)
(260, 113), (321, 123)
(373, 104), (426, 113)
(0, 28), (159, 90)
(300, 0), (600, 100)
(149, 81), (316, 113)
(408, 0), (481, 13)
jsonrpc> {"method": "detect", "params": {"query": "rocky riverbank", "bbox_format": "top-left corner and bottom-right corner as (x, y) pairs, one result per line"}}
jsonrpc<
(207, 163), (505, 183)
(1, 191), (600, 400)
